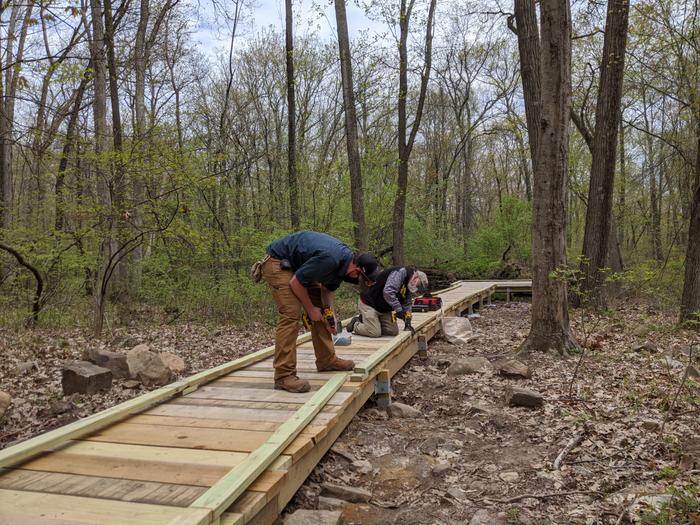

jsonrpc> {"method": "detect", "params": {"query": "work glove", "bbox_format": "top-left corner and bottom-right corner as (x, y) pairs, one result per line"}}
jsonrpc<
(395, 310), (406, 320)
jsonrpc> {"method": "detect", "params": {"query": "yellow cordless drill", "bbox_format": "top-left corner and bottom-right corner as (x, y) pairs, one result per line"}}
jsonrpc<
(392, 310), (415, 335)
(302, 307), (336, 333)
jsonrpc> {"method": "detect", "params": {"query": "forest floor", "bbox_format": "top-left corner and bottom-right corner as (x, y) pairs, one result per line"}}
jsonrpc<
(1, 301), (699, 524)
(288, 302), (700, 525)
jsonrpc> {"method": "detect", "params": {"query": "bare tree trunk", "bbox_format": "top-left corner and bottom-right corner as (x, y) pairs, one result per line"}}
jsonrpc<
(580, 0), (629, 304)
(0, 1), (33, 228)
(617, 118), (626, 249)
(56, 75), (89, 231)
(392, 0), (437, 265)
(285, 0), (300, 229)
(520, 0), (577, 355)
(513, 0), (541, 173)
(334, 0), (367, 250)
(680, 123), (700, 325)
(89, 0), (113, 337)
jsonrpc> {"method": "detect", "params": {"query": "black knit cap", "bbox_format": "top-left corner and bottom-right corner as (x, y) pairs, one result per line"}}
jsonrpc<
(356, 253), (380, 280)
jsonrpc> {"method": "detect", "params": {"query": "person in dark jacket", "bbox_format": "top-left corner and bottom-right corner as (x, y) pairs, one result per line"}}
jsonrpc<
(348, 267), (428, 337)
(255, 231), (379, 393)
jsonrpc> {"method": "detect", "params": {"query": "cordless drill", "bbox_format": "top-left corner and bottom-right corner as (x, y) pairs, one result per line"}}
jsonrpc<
(392, 310), (415, 335)
(302, 307), (336, 333)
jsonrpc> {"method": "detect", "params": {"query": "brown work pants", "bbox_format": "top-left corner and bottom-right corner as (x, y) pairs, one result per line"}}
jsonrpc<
(261, 257), (336, 380)
(353, 299), (399, 337)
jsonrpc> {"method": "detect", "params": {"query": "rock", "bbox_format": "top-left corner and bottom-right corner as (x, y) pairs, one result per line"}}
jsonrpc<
(0, 391), (10, 419)
(627, 494), (673, 522)
(640, 419), (661, 431)
(362, 408), (388, 420)
(431, 462), (451, 476)
(317, 496), (346, 511)
(447, 487), (467, 501)
(127, 344), (172, 386)
(110, 335), (139, 348)
(284, 509), (343, 525)
(41, 398), (75, 417)
(159, 352), (186, 374)
(386, 402), (422, 419)
(62, 361), (113, 395)
(687, 365), (699, 379)
(320, 482), (371, 503)
(351, 459), (373, 475)
(84, 348), (129, 379)
(662, 355), (684, 369)
(470, 509), (507, 525)
(499, 471), (519, 482)
(498, 359), (532, 379)
(632, 341), (658, 353)
(122, 380), (141, 389)
(14, 361), (38, 375)
(446, 356), (492, 376)
(467, 401), (496, 416)
(679, 437), (700, 470)
(632, 325), (649, 337)
(330, 443), (356, 462)
(505, 386), (544, 408)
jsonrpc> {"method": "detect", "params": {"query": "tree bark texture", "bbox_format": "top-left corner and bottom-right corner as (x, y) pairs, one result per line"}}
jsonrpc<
(89, 0), (113, 337)
(334, 0), (367, 250)
(680, 124), (700, 325)
(392, 0), (436, 265)
(514, 0), (541, 174)
(520, 0), (577, 355)
(580, 0), (629, 304)
(285, 0), (300, 229)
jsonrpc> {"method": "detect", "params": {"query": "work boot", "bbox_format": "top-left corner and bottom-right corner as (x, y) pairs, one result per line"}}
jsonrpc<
(274, 375), (311, 393)
(347, 315), (361, 333)
(317, 357), (355, 372)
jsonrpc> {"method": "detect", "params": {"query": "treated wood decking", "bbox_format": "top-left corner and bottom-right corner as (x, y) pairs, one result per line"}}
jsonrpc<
(0, 280), (529, 525)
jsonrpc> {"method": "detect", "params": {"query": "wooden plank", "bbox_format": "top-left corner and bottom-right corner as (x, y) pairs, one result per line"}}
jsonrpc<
(0, 489), (211, 525)
(0, 469), (206, 507)
(127, 414), (284, 432)
(187, 386), (352, 406)
(84, 422), (315, 459)
(0, 339), (299, 469)
(190, 373), (347, 518)
(353, 331), (412, 376)
(171, 398), (341, 414)
(145, 403), (333, 423)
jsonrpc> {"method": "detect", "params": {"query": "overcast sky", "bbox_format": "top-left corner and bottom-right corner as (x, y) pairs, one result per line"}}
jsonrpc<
(193, 0), (387, 58)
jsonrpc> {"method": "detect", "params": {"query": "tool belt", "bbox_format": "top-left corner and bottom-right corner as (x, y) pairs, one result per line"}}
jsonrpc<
(250, 255), (271, 283)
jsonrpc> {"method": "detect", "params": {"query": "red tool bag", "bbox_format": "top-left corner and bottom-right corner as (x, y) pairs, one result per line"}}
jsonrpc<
(412, 294), (443, 312)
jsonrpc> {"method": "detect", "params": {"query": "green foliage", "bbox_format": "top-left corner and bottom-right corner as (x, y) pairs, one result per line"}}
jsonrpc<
(638, 485), (700, 525)
(459, 196), (532, 277)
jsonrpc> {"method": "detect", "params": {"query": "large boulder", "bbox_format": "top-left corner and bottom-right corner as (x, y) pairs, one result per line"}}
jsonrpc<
(447, 357), (492, 376)
(127, 345), (172, 386)
(159, 352), (186, 374)
(62, 361), (113, 395)
(84, 348), (129, 379)
(0, 391), (11, 419)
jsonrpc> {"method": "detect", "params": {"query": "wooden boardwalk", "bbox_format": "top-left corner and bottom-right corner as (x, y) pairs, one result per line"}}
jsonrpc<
(0, 280), (529, 525)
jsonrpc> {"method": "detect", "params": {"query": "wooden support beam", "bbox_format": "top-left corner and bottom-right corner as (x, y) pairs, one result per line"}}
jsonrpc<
(189, 373), (346, 519)
(374, 369), (391, 408)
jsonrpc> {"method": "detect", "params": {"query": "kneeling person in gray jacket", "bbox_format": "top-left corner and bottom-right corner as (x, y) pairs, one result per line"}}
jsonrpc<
(348, 267), (428, 337)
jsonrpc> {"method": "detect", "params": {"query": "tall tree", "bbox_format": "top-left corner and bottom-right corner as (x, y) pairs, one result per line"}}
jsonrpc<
(680, 130), (700, 325)
(392, 0), (437, 265)
(285, 0), (300, 229)
(579, 0), (630, 303)
(512, 0), (541, 174)
(334, 0), (367, 250)
(520, 0), (577, 354)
